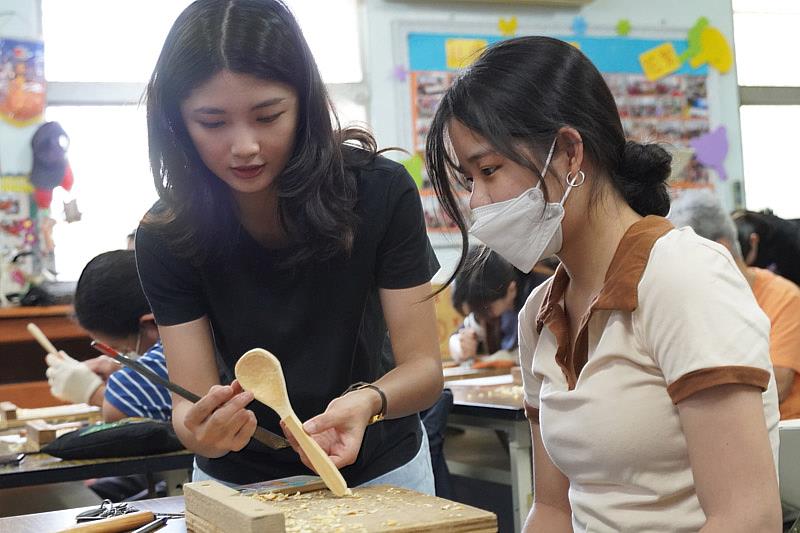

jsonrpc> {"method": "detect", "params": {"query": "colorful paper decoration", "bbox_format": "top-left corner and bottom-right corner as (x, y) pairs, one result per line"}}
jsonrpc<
(391, 65), (408, 82)
(400, 154), (425, 189)
(679, 17), (709, 62)
(639, 42), (682, 81)
(616, 19), (632, 37)
(571, 16), (588, 36)
(498, 16), (518, 37)
(689, 126), (728, 180)
(445, 38), (488, 69)
(0, 39), (45, 127)
(689, 26), (733, 74)
(0, 175), (34, 193)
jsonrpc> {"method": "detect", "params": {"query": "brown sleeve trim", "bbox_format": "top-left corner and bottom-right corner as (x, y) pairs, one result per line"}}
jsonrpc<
(524, 400), (540, 423)
(667, 365), (771, 404)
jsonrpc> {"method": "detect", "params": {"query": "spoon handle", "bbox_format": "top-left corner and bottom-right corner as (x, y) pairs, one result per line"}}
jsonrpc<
(282, 413), (351, 497)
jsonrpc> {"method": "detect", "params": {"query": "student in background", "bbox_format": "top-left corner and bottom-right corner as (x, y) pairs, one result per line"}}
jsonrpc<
(426, 36), (780, 532)
(733, 209), (800, 287)
(449, 247), (549, 363)
(137, 0), (441, 491)
(44, 250), (170, 423)
(670, 189), (800, 420)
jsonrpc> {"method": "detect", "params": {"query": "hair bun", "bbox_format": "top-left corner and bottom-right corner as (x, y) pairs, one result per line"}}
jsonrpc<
(620, 141), (672, 185)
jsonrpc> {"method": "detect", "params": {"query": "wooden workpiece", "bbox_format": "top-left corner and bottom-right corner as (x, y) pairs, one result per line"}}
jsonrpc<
(184, 481), (498, 532)
(0, 402), (101, 429)
(25, 419), (83, 448)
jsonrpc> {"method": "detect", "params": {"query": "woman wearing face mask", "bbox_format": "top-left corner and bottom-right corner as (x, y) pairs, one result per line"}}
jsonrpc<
(427, 37), (781, 532)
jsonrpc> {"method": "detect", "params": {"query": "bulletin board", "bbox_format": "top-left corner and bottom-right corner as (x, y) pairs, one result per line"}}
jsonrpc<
(396, 25), (734, 235)
(0, 38), (46, 302)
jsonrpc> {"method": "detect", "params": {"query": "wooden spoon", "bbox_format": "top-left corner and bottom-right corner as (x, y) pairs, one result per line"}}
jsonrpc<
(235, 348), (351, 497)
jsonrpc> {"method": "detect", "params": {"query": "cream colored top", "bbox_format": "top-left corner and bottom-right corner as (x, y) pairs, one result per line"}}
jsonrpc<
(520, 216), (779, 533)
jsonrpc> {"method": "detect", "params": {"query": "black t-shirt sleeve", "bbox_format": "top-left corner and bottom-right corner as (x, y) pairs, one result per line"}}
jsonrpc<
(135, 224), (206, 326)
(375, 167), (440, 289)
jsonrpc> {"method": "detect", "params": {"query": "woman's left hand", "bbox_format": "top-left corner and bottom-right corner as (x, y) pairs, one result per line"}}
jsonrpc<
(281, 389), (378, 470)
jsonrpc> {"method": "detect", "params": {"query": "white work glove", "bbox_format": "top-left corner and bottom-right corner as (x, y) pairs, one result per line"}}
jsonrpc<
(45, 351), (103, 404)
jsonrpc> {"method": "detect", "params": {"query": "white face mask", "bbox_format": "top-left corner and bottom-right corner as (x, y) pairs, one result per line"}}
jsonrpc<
(124, 331), (143, 361)
(468, 138), (583, 272)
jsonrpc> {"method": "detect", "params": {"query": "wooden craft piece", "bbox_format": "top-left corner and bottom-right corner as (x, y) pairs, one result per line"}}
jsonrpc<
(27, 321), (60, 354)
(0, 401), (17, 423)
(184, 481), (498, 532)
(235, 348), (350, 497)
(26, 419), (83, 448)
(0, 403), (101, 430)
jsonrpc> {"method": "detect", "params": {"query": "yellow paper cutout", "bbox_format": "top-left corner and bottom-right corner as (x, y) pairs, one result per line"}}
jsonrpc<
(0, 175), (34, 193)
(639, 42), (681, 81)
(567, 41), (581, 50)
(689, 27), (733, 73)
(445, 38), (488, 69)
(498, 16), (518, 37)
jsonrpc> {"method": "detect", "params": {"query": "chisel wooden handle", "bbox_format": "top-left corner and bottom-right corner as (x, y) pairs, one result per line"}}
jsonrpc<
(58, 511), (155, 533)
(27, 322), (59, 354)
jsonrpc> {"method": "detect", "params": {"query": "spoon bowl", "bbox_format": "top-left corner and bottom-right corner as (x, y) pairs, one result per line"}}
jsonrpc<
(235, 348), (351, 497)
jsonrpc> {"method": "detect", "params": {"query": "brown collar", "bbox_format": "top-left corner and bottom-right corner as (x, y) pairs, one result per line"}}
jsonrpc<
(534, 215), (674, 388)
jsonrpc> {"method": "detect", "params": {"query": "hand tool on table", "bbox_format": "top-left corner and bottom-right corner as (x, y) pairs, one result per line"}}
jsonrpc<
(60, 510), (159, 533)
(235, 348), (351, 497)
(90, 341), (289, 450)
(68, 500), (183, 532)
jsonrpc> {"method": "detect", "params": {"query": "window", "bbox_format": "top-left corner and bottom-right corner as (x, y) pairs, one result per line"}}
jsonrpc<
(42, 0), (362, 84)
(42, 0), (365, 280)
(46, 105), (155, 280)
(733, 0), (800, 218)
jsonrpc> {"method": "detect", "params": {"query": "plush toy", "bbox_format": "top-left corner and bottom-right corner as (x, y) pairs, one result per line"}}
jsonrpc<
(29, 121), (74, 209)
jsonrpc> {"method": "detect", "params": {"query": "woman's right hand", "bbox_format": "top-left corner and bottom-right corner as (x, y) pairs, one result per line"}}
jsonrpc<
(182, 380), (258, 458)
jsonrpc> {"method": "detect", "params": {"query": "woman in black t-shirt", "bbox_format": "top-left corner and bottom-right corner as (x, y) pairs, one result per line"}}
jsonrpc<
(135, 0), (442, 490)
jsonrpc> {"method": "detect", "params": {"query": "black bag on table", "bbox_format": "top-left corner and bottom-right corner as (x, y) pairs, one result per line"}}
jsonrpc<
(41, 418), (184, 460)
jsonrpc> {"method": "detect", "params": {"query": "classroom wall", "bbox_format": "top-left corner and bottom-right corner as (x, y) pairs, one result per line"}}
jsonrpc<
(0, 0), (41, 175)
(363, 0), (742, 281)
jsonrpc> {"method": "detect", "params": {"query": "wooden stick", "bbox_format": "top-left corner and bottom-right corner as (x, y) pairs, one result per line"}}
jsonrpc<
(27, 322), (59, 354)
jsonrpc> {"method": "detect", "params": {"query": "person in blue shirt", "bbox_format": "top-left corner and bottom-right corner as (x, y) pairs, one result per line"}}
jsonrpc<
(44, 250), (171, 423)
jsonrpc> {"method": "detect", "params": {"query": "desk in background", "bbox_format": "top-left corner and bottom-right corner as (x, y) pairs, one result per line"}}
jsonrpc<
(0, 450), (193, 496)
(0, 305), (92, 407)
(446, 374), (531, 533)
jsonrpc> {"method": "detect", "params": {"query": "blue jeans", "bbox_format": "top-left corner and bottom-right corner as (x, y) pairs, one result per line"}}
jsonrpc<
(192, 423), (435, 496)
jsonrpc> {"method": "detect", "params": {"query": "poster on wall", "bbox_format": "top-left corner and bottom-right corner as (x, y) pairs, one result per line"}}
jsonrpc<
(0, 38), (45, 127)
(406, 33), (714, 233)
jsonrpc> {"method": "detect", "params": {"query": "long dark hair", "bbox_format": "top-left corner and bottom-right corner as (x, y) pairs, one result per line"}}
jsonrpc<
(426, 36), (672, 284)
(143, 0), (376, 266)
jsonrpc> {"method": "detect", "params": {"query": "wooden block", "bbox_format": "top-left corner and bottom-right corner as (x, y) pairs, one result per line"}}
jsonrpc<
(26, 419), (58, 447)
(184, 481), (285, 533)
(511, 366), (522, 386)
(25, 419), (83, 448)
(185, 481), (497, 532)
(0, 402), (18, 426)
(0, 403), (100, 429)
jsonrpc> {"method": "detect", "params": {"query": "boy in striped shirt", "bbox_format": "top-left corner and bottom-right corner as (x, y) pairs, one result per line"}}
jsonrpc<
(45, 250), (171, 422)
